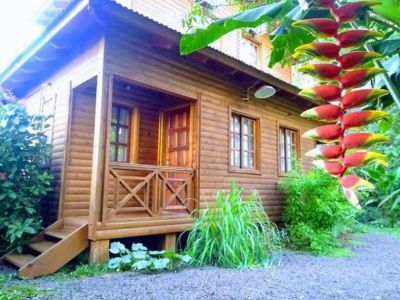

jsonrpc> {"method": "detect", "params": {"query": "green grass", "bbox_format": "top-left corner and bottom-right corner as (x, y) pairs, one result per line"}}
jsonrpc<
(363, 225), (400, 239)
(0, 274), (53, 300)
(48, 263), (109, 282)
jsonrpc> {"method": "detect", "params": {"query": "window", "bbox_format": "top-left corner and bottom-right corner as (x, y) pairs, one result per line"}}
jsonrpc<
(279, 127), (298, 173)
(240, 37), (260, 67)
(110, 105), (130, 162)
(230, 113), (259, 170)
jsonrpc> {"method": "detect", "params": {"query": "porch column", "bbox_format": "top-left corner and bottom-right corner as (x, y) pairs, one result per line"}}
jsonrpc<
(89, 38), (113, 242)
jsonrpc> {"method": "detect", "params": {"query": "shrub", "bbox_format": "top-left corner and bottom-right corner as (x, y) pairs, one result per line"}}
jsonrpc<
(184, 180), (282, 268)
(108, 242), (191, 271)
(358, 110), (400, 226)
(0, 99), (53, 254)
(280, 165), (356, 255)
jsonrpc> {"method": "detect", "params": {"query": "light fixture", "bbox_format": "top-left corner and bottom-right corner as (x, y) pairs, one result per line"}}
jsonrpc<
(254, 85), (276, 99)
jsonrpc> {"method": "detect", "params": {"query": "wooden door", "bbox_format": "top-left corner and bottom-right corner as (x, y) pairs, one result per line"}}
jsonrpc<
(160, 105), (192, 214)
(164, 106), (191, 167)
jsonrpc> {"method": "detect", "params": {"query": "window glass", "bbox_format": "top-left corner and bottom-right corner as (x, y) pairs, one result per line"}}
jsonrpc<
(279, 127), (298, 173)
(240, 38), (259, 67)
(230, 113), (257, 169)
(110, 105), (131, 162)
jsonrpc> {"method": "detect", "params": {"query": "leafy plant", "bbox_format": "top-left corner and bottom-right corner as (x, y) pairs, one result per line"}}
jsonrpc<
(357, 110), (400, 225)
(108, 242), (191, 272)
(180, 1), (294, 55)
(184, 180), (282, 268)
(0, 96), (53, 255)
(280, 166), (357, 255)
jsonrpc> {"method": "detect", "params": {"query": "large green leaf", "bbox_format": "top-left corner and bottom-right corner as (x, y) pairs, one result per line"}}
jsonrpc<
(372, 36), (400, 56)
(372, 0), (400, 26)
(269, 17), (314, 67)
(180, 1), (294, 55)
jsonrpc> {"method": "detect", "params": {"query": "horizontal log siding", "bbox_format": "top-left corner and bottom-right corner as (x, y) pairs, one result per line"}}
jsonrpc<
(105, 33), (318, 221)
(63, 92), (95, 217)
(64, 85), (162, 217)
(21, 41), (100, 223)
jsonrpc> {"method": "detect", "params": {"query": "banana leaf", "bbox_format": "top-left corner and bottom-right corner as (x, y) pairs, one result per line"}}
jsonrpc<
(180, 0), (294, 55)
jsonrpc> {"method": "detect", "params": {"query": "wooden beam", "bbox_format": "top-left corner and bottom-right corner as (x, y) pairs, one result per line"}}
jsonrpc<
(162, 233), (176, 252)
(187, 53), (209, 64)
(151, 35), (175, 50)
(89, 37), (112, 240)
(89, 240), (109, 264)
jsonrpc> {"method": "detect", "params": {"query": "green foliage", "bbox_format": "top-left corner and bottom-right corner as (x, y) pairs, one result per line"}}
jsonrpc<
(357, 110), (400, 225)
(108, 242), (191, 272)
(184, 180), (282, 268)
(269, 17), (314, 67)
(180, 1), (293, 55)
(0, 100), (53, 255)
(0, 274), (52, 300)
(280, 166), (357, 255)
(372, 0), (400, 27)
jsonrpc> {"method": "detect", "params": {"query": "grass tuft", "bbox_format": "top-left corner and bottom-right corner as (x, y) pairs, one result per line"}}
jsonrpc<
(183, 180), (282, 268)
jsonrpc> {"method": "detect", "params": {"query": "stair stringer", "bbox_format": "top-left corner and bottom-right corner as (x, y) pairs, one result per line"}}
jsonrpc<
(19, 223), (89, 278)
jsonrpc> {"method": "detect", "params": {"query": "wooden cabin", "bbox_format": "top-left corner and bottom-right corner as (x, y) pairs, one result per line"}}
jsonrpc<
(0, 0), (317, 278)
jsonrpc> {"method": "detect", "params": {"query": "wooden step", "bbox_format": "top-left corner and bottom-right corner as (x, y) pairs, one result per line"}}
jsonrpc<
(5, 254), (36, 268)
(29, 241), (56, 253)
(64, 217), (88, 227)
(45, 225), (77, 239)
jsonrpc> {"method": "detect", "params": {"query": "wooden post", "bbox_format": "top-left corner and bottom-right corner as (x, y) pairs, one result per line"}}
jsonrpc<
(89, 37), (112, 240)
(89, 240), (110, 264)
(162, 233), (177, 252)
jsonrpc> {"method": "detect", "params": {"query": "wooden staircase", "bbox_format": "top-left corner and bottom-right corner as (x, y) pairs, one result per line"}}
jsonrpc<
(1, 218), (89, 278)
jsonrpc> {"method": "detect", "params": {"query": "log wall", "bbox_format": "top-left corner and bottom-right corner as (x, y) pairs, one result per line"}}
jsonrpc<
(104, 31), (318, 221)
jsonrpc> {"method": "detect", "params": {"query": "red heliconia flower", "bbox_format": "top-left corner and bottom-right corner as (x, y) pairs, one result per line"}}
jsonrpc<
(296, 0), (387, 208)
(292, 18), (339, 37)
(313, 160), (344, 175)
(340, 68), (384, 89)
(299, 85), (342, 102)
(298, 64), (341, 80)
(338, 30), (383, 48)
(342, 110), (389, 129)
(340, 174), (375, 208)
(343, 132), (388, 149)
(303, 125), (343, 142)
(306, 144), (344, 159)
(340, 175), (374, 190)
(332, 0), (381, 23)
(295, 43), (340, 60)
(301, 104), (342, 122)
(343, 151), (387, 168)
(337, 51), (383, 70)
(341, 89), (389, 109)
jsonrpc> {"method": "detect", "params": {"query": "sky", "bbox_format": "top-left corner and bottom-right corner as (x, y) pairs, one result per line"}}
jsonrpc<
(0, 0), (48, 72)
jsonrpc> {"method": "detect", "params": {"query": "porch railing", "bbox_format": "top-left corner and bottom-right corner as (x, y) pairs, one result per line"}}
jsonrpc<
(104, 162), (196, 221)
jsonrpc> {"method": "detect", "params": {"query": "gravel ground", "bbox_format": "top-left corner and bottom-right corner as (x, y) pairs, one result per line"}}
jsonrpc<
(2, 233), (400, 300)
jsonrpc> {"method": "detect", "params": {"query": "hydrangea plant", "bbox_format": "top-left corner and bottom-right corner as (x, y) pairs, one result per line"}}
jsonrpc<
(108, 242), (191, 272)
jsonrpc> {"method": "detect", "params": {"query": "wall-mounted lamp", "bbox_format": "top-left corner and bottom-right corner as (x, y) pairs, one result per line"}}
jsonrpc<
(243, 83), (277, 101)
(254, 85), (276, 99)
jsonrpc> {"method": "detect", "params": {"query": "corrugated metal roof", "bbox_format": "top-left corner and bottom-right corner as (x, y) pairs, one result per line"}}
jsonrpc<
(110, 0), (295, 85)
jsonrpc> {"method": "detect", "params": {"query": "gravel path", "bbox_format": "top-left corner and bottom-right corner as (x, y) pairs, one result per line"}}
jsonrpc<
(3, 233), (400, 300)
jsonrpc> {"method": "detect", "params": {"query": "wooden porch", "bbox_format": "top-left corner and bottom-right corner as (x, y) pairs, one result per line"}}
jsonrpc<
(63, 73), (200, 255)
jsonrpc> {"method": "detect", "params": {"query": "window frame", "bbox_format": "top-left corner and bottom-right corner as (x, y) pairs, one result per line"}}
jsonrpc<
(109, 101), (140, 164)
(239, 35), (262, 68)
(277, 123), (300, 176)
(228, 109), (261, 175)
